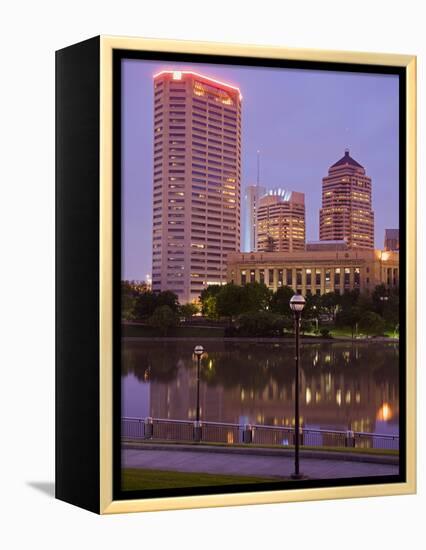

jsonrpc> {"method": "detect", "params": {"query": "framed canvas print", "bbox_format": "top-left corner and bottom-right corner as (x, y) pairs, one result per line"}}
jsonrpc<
(55, 36), (416, 514)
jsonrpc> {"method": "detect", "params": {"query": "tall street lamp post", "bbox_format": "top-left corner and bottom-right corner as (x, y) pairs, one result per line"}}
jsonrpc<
(289, 294), (306, 479)
(193, 345), (204, 442)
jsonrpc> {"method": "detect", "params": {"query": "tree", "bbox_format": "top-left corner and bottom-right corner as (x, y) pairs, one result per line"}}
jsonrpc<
(156, 290), (180, 313)
(359, 311), (385, 337)
(383, 293), (399, 335)
(241, 282), (272, 313)
(121, 280), (150, 320)
(133, 290), (158, 319)
(133, 290), (179, 320)
(270, 286), (295, 316)
(180, 302), (199, 320)
(236, 311), (283, 337)
(149, 305), (177, 336)
(320, 291), (340, 321)
(121, 281), (137, 320)
(216, 283), (245, 322)
(372, 284), (388, 315)
(303, 292), (321, 318)
(300, 319), (313, 335)
(200, 285), (222, 318)
(340, 289), (360, 310)
(336, 306), (361, 339)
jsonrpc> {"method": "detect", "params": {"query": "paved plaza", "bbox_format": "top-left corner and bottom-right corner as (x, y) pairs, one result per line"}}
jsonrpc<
(122, 445), (398, 480)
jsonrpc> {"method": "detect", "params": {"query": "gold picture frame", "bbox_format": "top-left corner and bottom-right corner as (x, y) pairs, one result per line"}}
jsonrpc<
(56, 35), (416, 514)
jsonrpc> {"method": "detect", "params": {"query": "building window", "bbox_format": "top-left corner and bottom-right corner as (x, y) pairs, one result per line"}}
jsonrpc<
(278, 269), (283, 287)
(393, 268), (398, 286)
(334, 268), (341, 287)
(325, 269), (331, 288)
(268, 269), (274, 286)
(241, 270), (247, 285)
(286, 270), (292, 286)
(259, 269), (265, 284)
(250, 270), (256, 283)
(387, 267), (392, 285)
(306, 269), (312, 286)
(315, 269), (321, 286)
(344, 268), (350, 287)
(296, 269), (302, 286)
(354, 268), (360, 288)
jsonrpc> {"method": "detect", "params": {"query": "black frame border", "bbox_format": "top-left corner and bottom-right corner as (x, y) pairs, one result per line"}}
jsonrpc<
(112, 49), (407, 502)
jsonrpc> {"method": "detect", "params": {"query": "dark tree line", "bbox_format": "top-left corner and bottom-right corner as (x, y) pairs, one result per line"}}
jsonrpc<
(122, 279), (399, 338)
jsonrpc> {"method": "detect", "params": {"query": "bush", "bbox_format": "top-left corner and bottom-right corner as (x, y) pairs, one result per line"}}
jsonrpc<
(359, 311), (385, 337)
(148, 305), (177, 336)
(300, 319), (313, 335)
(236, 311), (285, 337)
(320, 328), (332, 338)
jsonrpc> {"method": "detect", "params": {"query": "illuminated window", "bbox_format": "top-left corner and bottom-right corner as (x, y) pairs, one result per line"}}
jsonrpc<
(315, 269), (321, 286)
(354, 268), (360, 287)
(334, 268), (341, 286)
(344, 268), (350, 286)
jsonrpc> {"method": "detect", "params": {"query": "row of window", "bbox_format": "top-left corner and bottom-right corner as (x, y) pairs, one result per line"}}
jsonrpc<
(240, 268), (362, 287)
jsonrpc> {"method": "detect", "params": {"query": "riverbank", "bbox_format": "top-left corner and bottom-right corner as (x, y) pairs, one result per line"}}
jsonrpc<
(123, 335), (399, 344)
(122, 322), (399, 342)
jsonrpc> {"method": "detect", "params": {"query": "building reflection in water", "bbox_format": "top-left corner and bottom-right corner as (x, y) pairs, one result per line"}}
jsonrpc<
(122, 340), (399, 435)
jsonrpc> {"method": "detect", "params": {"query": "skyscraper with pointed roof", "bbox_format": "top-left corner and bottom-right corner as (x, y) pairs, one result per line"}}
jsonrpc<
(319, 149), (374, 249)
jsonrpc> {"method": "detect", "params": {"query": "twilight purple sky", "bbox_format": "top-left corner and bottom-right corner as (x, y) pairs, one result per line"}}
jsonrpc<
(122, 58), (399, 281)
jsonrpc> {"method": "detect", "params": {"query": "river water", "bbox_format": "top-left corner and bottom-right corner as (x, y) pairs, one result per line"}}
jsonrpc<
(122, 340), (399, 435)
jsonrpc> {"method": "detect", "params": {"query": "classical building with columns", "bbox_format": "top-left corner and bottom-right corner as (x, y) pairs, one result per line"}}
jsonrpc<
(226, 242), (399, 295)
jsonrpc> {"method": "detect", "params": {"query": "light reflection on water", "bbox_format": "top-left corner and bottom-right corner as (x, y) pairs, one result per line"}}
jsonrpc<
(122, 340), (399, 435)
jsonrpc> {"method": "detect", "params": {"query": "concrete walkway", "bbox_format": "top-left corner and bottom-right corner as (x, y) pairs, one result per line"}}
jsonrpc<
(122, 446), (398, 480)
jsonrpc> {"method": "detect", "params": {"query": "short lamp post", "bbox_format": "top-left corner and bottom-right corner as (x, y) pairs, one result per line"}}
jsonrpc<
(289, 294), (306, 479)
(193, 345), (204, 442)
(312, 305), (318, 333)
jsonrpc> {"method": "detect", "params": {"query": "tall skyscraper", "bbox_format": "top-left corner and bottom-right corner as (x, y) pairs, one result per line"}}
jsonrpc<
(319, 149), (374, 249)
(256, 189), (305, 252)
(243, 184), (266, 252)
(384, 229), (399, 251)
(151, 70), (242, 303)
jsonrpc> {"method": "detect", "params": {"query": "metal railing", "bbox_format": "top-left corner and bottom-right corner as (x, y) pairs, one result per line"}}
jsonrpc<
(121, 417), (399, 451)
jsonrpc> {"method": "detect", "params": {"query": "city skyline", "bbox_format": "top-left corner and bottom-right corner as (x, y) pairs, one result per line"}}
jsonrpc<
(122, 58), (399, 281)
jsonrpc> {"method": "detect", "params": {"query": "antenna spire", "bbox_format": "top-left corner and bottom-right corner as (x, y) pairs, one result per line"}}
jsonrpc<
(256, 150), (261, 187)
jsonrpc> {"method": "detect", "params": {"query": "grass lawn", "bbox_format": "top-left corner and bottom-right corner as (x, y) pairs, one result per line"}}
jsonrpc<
(329, 325), (399, 339)
(122, 468), (277, 491)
